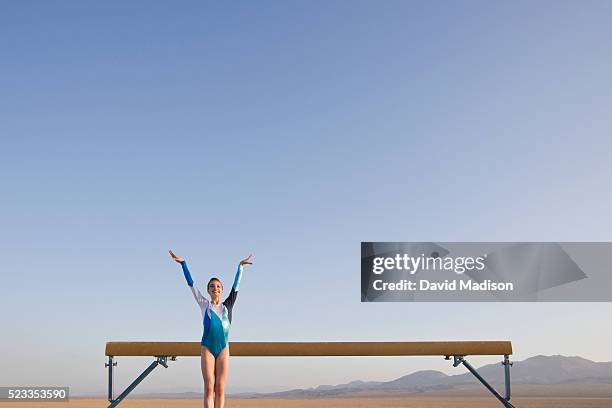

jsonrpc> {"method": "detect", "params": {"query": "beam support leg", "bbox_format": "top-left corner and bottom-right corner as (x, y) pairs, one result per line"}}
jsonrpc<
(105, 356), (116, 402)
(502, 354), (512, 401)
(450, 356), (515, 408)
(107, 357), (169, 408)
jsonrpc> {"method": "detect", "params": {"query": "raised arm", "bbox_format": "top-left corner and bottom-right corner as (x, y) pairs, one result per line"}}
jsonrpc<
(169, 250), (208, 312)
(223, 254), (252, 311)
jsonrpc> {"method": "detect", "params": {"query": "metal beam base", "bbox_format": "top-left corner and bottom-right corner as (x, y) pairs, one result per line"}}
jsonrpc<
(446, 354), (515, 408)
(106, 354), (514, 407)
(107, 356), (173, 408)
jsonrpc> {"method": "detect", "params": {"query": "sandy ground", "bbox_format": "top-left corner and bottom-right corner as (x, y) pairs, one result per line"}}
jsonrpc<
(3, 398), (612, 408)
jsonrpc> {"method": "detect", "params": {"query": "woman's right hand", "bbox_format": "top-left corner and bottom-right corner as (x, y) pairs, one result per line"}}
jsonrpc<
(169, 250), (185, 263)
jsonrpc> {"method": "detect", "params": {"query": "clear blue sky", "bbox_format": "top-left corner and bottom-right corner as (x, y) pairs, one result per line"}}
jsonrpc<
(1, 0), (612, 395)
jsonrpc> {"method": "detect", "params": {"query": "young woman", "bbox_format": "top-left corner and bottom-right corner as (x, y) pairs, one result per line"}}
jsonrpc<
(169, 250), (253, 408)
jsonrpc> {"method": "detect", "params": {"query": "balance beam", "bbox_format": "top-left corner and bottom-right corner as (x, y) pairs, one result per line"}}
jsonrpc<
(104, 341), (515, 408)
(106, 341), (512, 357)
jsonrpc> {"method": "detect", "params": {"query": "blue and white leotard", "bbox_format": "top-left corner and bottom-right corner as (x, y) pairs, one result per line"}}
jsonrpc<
(180, 260), (243, 358)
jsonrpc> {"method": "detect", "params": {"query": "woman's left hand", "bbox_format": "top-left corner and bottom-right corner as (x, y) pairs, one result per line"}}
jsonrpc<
(240, 254), (253, 266)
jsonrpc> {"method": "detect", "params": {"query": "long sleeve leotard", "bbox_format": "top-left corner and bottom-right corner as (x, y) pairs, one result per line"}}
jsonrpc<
(180, 260), (243, 357)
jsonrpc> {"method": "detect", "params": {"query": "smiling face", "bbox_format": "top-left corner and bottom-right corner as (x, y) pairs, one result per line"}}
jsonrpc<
(207, 278), (223, 299)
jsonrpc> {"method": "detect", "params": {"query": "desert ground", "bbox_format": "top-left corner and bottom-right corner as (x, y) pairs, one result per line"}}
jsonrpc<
(3, 398), (612, 408)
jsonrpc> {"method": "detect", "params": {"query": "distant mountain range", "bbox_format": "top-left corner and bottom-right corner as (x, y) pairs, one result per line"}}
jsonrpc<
(109, 355), (612, 399)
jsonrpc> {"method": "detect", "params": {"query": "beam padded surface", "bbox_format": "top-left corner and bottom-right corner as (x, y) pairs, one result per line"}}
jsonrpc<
(105, 341), (512, 357)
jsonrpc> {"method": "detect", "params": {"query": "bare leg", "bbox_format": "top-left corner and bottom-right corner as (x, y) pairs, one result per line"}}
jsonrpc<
(201, 346), (215, 408)
(214, 347), (230, 408)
